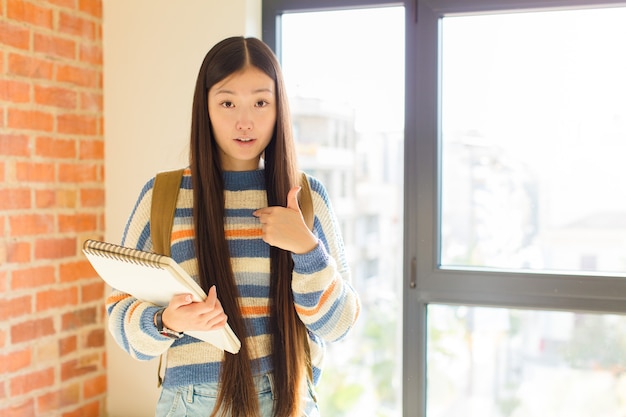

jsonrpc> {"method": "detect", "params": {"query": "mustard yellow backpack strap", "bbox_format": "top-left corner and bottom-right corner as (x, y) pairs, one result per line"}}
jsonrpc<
(299, 172), (314, 231)
(149, 168), (184, 387)
(150, 169), (185, 257)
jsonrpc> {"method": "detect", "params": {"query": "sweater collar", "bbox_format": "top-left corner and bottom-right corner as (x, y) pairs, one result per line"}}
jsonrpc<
(222, 169), (265, 191)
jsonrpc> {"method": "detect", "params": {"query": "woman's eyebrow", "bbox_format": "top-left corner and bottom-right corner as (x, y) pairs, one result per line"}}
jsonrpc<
(213, 87), (274, 95)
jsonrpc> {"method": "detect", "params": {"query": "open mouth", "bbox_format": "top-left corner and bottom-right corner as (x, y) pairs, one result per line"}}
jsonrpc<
(236, 137), (254, 142)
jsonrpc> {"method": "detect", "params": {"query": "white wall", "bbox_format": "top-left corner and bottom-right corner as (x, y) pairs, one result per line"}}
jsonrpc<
(103, 1), (261, 415)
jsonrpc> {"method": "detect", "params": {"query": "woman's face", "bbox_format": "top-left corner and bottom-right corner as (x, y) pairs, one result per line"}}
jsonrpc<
(208, 66), (276, 171)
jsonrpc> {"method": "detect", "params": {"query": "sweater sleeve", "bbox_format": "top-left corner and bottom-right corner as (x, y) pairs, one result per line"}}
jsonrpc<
(105, 177), (176, 360)
(291, 175), (360, 343)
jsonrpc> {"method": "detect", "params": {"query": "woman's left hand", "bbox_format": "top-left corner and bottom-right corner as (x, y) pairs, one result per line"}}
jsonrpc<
(253, 186), (318, 254)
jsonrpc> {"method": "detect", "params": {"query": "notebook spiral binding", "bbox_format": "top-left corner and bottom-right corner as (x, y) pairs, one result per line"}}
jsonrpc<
(83, 240), (166, 269)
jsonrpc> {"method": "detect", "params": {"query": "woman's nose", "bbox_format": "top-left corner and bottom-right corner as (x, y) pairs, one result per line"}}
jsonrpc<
(236, 109), (253, 132)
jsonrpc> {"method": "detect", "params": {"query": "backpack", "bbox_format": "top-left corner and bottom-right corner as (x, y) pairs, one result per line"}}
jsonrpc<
(149, 168), (315, 386)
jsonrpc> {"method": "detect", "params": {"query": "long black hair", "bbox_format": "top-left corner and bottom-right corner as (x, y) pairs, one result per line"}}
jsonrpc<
(189, 36), (308, 417)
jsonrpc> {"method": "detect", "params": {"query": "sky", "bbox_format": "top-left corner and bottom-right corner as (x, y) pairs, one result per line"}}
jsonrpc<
(280, 7), (405, 133)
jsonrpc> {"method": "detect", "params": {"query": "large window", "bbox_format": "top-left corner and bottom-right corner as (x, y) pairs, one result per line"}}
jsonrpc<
(263, 1), (626, 416)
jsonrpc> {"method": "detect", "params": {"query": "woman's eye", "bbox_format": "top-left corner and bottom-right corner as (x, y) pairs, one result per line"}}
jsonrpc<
(256, 100), (268, 107)
(221, 101), (234, 108)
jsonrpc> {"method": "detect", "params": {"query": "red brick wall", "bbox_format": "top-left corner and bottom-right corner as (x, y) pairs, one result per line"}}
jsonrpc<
(0, 0), (106, 416)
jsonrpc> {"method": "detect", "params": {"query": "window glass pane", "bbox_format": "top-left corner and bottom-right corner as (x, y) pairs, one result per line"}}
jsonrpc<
(440, 8), (626, 274)
(281, 7), (404, 416)
(428, 304), (626, 417)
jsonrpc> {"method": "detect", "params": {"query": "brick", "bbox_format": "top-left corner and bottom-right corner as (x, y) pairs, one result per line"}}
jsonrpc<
(58, 213), (98, 232)
(34, 33), (76, 60)
(101, 348), (106, 368)
(37, 391), (60, 415)
(8, 109), (54, 132)
(47, 0), (76, 9)
(37, 286), (79, 311)
(0, 21), (30, 50)
(83, 373), (106, 398)
(61, 353), (99, 381)
(60, 383), (81, 407)
(79, 0), (103, 19)
(57, 189), (78, 208)
(7, 0), (54, 30)
(81, 281), (104, 303)
(35, 237), (76, 260)
(0, 270), (6, 293)
(10, 213), (55, 236)
(59, 335), (77, 356)
(80, 188), (104, 207)
(8, 53), (55, 80)
(79, 139), (103, 159)
(36, 339), (60, 363)
(37, 189), (82, 210)
(34, 86), (78, 110)
(10, 367), (55, 396)
(59, 11), (96, 39)
(56, 64), (100, 88)
(36, 136), (77, 159)
(12, 265), (56, 290)
(85, 329), (104, 349)
(0, 189), (31, 210)
(0, 348), (32, 373)
(0, 398), (35, 417)
(15, 161), (56, 182)
(6, 241), (31, 263)
(79, 91), (103, 112)
(37, 383), (80, 414)
(0, 295), (32, 321)
(61, 307), (96, 331)
(60, 259), (96, 282)
(11, 317), (55, 344)
(58, 114), (98, 135)
(58, 163), (98, 183)
(0, 79), (30, 103)
(79, 43), (102, 67)
(0, 240), (6, 265)
(35, 189), (56, 208)
(0, 134), (31, 157)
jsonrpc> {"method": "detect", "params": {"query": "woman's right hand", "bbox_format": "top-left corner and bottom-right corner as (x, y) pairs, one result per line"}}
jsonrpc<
(161, 286), (228, 332)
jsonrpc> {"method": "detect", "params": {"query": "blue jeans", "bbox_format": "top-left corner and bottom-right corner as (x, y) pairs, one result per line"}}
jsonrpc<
(155, 373), (320, 417)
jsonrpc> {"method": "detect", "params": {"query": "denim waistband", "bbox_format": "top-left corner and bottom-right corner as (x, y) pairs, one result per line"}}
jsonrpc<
(157, 373), (318, 417)
(182, 373), (275, 401)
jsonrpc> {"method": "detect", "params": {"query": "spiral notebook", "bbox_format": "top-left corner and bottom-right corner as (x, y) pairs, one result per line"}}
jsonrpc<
(83, 239), (240, 354)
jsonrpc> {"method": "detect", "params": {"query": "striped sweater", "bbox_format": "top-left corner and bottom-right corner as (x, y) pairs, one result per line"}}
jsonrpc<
(106, 168), (360, 388)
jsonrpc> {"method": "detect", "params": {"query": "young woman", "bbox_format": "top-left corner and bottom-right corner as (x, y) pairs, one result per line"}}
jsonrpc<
(106, 36), (360, 417)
